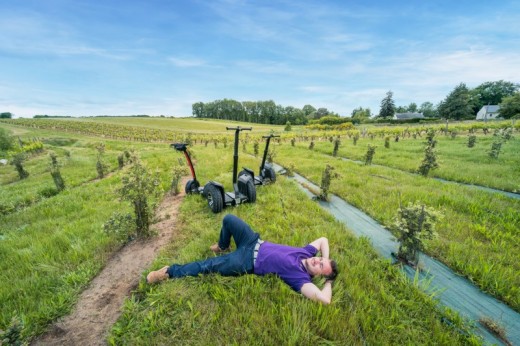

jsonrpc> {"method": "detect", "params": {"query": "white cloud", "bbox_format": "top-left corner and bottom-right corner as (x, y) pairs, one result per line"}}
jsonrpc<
(168, 57), (208, 68)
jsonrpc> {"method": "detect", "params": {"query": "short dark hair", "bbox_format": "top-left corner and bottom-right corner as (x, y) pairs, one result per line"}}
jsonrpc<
(325, 260), (338, 281)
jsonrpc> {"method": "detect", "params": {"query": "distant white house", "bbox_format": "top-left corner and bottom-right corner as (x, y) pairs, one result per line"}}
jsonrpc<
(476, 105), (500, 120)
(393, 112), (424, 120)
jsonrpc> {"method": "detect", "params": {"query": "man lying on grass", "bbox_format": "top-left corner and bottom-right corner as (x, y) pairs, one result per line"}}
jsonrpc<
(147, 214), (338, 304)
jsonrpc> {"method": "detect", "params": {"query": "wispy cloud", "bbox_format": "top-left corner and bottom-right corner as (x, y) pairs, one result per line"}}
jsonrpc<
(168, 57), (208, 68)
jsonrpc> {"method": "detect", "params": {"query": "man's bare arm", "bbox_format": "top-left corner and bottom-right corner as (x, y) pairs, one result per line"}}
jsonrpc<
(300, 282), (333, 304)
(309, 237), (330, 259)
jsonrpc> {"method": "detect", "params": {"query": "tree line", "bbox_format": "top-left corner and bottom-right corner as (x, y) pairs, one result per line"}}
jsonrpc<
(376, 80), (520, 120)
(192, 99), (339, 125)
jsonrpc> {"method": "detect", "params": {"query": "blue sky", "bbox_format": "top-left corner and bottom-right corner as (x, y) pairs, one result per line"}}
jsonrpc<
(1, 0), (519, 118)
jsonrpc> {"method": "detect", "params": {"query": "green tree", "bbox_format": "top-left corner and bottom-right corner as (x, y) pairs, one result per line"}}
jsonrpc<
(379, 91), (395, 119)
(498, 92), (520, 119)
(350, 107), (371, 123)
(419, 102), (437, 118)
(302, 104), (316, 117)
(470, 80), (519, 114)
(192, 102), (205, 117)
(407, 102), (418, 112)
(437, 83), (473, 120)
(1, 112), (13, 118)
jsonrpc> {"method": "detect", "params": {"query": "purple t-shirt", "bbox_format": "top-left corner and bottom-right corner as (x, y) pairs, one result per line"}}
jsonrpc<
(253, 241), (318, 292)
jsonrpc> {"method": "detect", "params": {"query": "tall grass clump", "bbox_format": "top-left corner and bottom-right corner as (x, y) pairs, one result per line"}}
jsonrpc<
(117, 153), (161, 237)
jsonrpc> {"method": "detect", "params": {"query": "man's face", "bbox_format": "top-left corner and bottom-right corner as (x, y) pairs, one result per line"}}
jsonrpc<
(304, 257), (332, 277)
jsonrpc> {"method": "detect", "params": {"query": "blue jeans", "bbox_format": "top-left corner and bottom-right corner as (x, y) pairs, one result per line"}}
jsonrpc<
(167, 214), (260, 278)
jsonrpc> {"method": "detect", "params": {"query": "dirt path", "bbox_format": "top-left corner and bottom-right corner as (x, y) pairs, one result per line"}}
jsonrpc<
(32, 185), (186, 346)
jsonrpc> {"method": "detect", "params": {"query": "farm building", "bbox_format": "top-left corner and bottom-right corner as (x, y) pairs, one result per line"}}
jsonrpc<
(393, 112), (424, 120)
(476, 105), (500, 120)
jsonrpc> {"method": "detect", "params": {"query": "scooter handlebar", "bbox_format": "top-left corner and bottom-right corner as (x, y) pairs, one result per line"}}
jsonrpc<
(226, 126), (252, 131)
(262, 134), (280, 139)
(170, 143), (188, 151)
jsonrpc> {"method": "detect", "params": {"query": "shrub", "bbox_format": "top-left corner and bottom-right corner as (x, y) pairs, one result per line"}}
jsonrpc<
(418, 131), (439, 176)
(0, 316), (24, 346)
(318, 164), (340, 201)
(284, 121), (292, 131)
(309, 141), (315, 150)
(353, 133), (360, 145)
(332, 137), (340, 157)
(49, 151), (65, 191)
(171, 165), (189, 195)
(394, 202), (441, 265)
(0, 127), (14, 152)
(10, 152), (29, 179)
(117, 154), (161, 237)
(291, 138), (295, 147)
(103, 212), (135, 244)
(95, 143), (108, 179)
(467, 135), (477, 148)
(384, 136), (390, 149)
(253, 141), (259, 157)
(118, 154), (124, 169)
(364, 145), (376, 165)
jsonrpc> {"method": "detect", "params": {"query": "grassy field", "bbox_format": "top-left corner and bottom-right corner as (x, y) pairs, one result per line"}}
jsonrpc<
(62, 116), (290, 133)
(272, 143), (520, 311)
(301, 134), (520, 193)
(2, 118), (517, 344)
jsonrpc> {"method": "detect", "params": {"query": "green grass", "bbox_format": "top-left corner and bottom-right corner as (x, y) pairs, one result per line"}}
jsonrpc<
(302, 134), (520, 193)
(1, 120), (511, 344)
(60, 116), (291, 133)
(109, 170), (478, 345)
(273, 142), (520, 311)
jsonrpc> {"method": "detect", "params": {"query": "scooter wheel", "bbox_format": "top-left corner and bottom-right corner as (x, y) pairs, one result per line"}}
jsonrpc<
(204, 184), (223, 213)
(185, 179), (200, 194)
(266, 166), (276, 183)
(244, 178), (256, 203)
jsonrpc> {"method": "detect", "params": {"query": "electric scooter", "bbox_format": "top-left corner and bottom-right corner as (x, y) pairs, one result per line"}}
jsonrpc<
(171, 127), (257, 213)
(170, 142), (205, 194)
(239, 134), (280, 185)
(202, 126), (256, 213)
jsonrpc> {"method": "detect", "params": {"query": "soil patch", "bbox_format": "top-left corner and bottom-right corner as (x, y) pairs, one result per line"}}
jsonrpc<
(32, 182), (186, 346)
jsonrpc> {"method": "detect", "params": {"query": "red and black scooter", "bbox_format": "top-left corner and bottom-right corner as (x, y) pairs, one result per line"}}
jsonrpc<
(239, 134), (280, 185)
(171, 126), (256, 213)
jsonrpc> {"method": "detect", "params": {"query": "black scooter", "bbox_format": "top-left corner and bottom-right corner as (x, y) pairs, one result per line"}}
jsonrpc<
(171, 126), (256, 213)
(239, 134), (280, 185)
